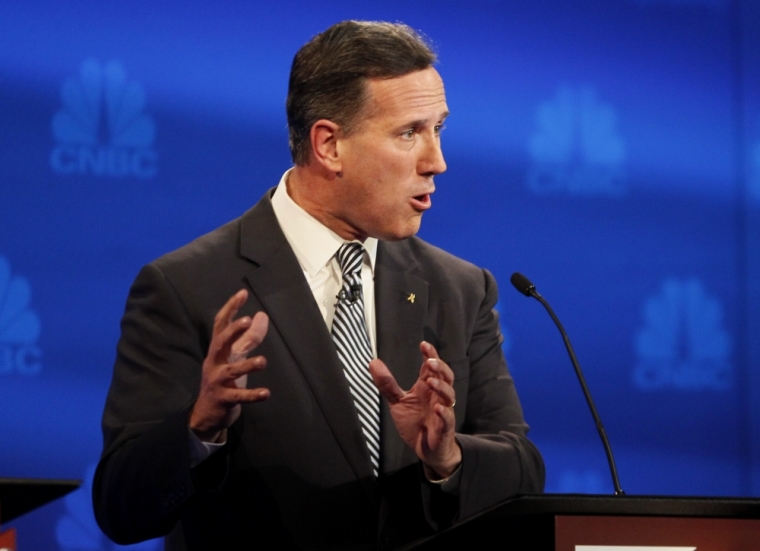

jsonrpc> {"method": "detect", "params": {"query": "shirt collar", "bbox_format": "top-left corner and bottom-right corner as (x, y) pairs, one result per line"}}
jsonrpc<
(271, 169), (378, 278)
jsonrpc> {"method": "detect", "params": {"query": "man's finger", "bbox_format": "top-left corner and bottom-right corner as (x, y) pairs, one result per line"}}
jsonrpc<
(433, 402), (457, 432)
(213, 289), (249, 334)
(210, 315), (253, 361)
(422, 357), (454, 385)
(426, 376), (456, 408)
(420, 341), (440, 360)
(425, 404), (457, 455)
(220, 387), (271, 405)
(369, 359), (405, 404)
(420, 342), (454, 384)
(224, 356), (267, 381)
(229, 312), (269, 362)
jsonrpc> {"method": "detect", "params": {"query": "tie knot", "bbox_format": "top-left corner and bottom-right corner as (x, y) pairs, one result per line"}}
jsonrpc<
(336, 242), (365, 276)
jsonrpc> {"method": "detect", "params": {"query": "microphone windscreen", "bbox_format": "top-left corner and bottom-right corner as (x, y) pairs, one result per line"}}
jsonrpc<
(510, 272), (535, 296)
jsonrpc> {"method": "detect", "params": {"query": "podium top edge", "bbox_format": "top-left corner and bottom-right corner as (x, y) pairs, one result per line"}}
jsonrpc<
(535, 493), (760, 504)
(478, 493), (760, 519)
(0, 478), (81, 487)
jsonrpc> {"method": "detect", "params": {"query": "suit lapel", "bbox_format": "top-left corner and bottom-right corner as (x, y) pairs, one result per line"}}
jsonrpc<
(374, 241), (429, 473)
(238, 193), (376, 483)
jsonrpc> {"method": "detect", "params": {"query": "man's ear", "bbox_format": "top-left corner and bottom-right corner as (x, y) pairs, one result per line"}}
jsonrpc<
(309, 119), (342, 174)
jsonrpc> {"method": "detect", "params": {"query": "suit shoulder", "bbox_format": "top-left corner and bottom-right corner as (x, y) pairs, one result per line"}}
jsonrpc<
(151, 216), (242, 275)
(126, 192), (283, 317)
(121, 215), (247, 321)
(404, 236), (488, 281)
(148, 190), (278, 279)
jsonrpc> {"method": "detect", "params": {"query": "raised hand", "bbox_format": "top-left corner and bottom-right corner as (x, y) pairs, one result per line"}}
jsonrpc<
(189, 289), (270, 443)
(369, 341), (461, 479)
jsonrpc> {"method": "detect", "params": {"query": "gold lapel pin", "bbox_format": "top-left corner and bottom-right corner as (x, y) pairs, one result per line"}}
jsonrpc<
(407, 293), (415, 304)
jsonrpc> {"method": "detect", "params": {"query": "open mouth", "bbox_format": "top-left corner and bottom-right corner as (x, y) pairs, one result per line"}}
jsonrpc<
(410, 193), (432, 211)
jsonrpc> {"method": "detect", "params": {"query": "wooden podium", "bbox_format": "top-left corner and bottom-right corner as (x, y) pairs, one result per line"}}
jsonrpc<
(0, 478), (80, 551)
(0, 528), (15, 551)
(403, 494), (760, 550)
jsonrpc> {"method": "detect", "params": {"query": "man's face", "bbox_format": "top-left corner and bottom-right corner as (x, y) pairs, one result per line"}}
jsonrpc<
(331, 67), (448, 242)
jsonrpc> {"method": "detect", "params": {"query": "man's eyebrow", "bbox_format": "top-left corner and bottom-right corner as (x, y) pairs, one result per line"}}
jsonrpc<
(402, 112), (450, 129)
(428, 111), (450, 124)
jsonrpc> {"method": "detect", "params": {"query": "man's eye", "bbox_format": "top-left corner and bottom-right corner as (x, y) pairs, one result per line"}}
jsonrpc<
(434, 124), (446, 135)
(401, 129), (415, 139)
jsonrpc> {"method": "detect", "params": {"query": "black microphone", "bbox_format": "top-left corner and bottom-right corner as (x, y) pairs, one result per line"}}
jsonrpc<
(349, 283), (362, 303)
(510, 272), (624, 496)
(510, 272), (535, 296)
(336, 283), (363, 305)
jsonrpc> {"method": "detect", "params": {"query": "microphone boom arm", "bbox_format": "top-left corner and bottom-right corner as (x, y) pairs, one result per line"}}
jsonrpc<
(511, 272), (624, 496)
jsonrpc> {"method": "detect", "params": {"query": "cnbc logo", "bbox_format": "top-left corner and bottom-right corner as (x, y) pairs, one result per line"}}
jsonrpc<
(50, 60), (157, 178)
(0, 256), (42, 375)
(633, 278), (732, 391)
(527, 86), (625, 196)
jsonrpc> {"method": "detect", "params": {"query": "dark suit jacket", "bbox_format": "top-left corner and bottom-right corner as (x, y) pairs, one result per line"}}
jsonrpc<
(93, 190), (544, 550)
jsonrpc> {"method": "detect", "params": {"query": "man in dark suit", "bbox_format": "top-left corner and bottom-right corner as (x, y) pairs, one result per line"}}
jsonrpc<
(93, 20), (544, 550)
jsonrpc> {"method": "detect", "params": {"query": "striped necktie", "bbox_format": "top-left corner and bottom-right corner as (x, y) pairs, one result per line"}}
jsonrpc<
(331, 242), (380, 477)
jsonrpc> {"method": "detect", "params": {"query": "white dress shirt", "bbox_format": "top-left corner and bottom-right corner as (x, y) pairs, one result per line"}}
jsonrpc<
(270, 170), (379, 355)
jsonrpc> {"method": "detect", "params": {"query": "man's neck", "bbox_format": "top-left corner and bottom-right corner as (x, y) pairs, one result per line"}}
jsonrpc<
(286, 166), (367, 243)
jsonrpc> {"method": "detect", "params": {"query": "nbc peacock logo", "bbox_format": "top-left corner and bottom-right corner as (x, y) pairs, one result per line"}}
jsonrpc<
(50, 60), (157, 178)
(527, 86), (626, 196)
(0, 255), (42, 375)
(633, 278), (732, 391)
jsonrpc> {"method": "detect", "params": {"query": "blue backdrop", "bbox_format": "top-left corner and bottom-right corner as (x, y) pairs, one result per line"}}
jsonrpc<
(1, 1), (759, 549)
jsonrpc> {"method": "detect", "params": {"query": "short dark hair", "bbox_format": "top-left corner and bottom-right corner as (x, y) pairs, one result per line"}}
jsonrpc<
(286, 21), (437, 166)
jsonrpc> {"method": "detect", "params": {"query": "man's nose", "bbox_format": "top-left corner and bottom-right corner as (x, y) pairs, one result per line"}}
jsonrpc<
(418, 135), (447, 176)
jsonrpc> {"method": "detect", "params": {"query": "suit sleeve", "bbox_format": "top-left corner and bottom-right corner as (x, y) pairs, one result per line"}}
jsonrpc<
(92, 263), (224, 544)
(454, 269), (545, 520)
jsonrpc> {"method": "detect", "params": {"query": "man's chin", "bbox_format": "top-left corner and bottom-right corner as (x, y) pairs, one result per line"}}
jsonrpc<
(378, 220), (423, 242)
